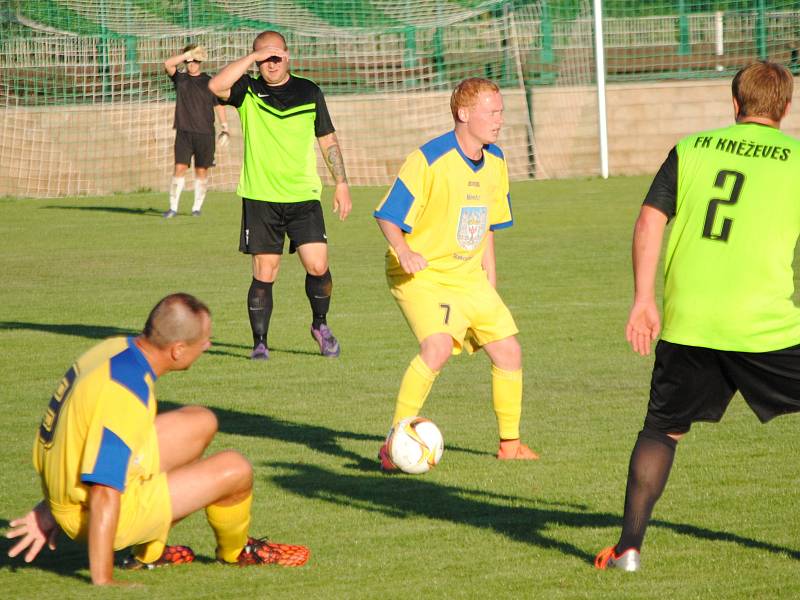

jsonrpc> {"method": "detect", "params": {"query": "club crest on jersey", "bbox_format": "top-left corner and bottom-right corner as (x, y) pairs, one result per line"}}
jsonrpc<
(456, 206), (488, 251)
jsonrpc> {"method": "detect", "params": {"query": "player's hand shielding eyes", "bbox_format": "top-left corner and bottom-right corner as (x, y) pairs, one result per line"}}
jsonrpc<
(186, 46), (208, 62)
(626, 299), (661, 356)
(6, 501), (60, 563)
(253, 45), (289, 63)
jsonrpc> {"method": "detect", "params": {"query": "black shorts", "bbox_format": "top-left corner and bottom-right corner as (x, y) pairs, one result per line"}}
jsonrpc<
(239, 198), (327, 255)
(645, 339), (800, 434)
(174, 130), (215, 168)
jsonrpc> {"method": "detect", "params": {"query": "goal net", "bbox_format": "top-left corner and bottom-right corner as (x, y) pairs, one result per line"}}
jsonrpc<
(2, 1), (796, 198)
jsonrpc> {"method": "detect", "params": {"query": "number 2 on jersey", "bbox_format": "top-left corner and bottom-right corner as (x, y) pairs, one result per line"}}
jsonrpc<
(702, 169), (745, 242)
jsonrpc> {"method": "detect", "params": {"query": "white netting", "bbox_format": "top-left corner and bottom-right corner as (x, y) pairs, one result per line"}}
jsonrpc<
(4, 1), (794, 198)
(2, 1), (600, 197)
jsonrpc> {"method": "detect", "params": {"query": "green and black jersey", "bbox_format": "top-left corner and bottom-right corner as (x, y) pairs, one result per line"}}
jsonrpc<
(644, 122), (800, 352)
(223, 74), (335, 203)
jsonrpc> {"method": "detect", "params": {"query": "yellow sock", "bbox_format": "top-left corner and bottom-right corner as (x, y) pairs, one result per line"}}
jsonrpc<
(206, 493), (253, 563)
(492, 365), (522, 440)
(392, 355), (439, 425)
(133, 538), (166, 564)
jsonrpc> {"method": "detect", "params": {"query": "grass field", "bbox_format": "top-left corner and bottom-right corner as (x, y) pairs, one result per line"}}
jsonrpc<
(1, 178), (799, 599)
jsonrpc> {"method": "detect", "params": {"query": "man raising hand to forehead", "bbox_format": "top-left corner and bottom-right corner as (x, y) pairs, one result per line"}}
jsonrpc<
(209, 31), (352, 361)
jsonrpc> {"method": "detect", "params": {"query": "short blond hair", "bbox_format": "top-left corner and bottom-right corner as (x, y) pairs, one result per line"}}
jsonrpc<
(732, 61), (793, 122)
(450, 78), (500, 122)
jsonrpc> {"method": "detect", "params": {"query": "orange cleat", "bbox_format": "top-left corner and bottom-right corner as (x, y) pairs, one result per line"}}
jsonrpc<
(121, 544), (195, 570)
(496, 439), (540, 460)
(594, 545), (640, 571)
(378, 442), (398, 472)
(230, 536), (310, 567)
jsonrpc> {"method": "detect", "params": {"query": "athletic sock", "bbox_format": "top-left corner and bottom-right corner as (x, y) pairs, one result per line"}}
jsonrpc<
(206, 493), (253, 563)
(192, 177), (207, 212)
(616, 428), (677, 553)
(491, 365), (523, 440)
(133, 538), (166, 564)
(392, 355), (439, 425)
(169, 176), (185, 212)
(306, 270), (332, 329)
(248, 278), (273, 347)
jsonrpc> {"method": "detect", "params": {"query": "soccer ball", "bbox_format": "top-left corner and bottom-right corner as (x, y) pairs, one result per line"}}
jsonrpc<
(387, 416), (444, 474)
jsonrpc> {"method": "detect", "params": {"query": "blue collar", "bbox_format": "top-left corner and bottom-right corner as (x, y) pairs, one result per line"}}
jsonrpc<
(449, 131), (485, 173)
(127, 336), (157, 381)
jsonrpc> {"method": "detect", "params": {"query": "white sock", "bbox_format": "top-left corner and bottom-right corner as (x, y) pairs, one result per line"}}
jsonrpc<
(192, 178), (207, 212)
(169, 176), (185, 212)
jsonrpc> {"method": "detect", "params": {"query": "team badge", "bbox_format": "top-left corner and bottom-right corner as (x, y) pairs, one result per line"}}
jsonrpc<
(456, 206), (488, 251)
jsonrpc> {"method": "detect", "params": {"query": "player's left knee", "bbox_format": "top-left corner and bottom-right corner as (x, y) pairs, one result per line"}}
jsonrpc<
(222, 451), (254, 489)
(490, 338), (521, 370)
(187, 406), (218, 441)
(202, 407), (219, 438)
(305, 262), (329, 277)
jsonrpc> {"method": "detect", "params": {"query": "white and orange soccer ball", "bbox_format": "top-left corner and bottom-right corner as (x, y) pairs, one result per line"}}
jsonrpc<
(386, 416), (444, 474)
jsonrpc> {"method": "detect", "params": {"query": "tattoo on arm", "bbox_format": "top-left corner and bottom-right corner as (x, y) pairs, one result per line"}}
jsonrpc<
(324, 144), (348, 184)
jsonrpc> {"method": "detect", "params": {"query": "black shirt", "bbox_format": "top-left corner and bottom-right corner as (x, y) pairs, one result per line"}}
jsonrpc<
(643, 147), (678, 219)
(171, 71), (218, 134)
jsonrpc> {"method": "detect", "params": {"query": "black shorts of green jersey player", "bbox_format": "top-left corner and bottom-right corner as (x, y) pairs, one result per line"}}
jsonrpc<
(163, 44), (229, 218)
(595, 61), (800, 573)
(209, 30), (353, 360)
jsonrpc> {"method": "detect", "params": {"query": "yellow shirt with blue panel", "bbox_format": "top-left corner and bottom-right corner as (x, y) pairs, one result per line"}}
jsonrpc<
(374, 130), (513, 285)
(33, 336), (159, 528)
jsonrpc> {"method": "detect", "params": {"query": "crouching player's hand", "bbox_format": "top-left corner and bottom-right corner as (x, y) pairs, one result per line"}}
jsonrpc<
(6, 500), (60, 562)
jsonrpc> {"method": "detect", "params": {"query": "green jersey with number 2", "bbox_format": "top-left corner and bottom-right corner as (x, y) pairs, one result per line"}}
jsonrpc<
(664, 122), (800, 351)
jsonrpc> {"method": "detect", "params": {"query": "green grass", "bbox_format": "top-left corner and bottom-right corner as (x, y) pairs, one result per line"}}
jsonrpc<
(1, 178), (799, 599)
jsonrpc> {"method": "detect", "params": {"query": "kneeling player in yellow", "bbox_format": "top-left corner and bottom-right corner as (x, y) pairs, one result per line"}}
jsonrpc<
(374, 78), (539, 470)
(5, 293), (308, 585)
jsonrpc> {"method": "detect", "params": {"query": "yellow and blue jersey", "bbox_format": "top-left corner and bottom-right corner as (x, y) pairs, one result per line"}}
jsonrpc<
(374, 130), (512, 284)
(33, 337), (159, 515)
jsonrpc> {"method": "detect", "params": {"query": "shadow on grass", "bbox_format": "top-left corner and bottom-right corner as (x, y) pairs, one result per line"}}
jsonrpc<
(0, 322), (134, 340)
(0, 520), (90, 583)
(159, 400), (492, 466)
(0, 321), (318, 360)
(42, 205), (164, 217)
(267, 462), (800, 565)
(162, 401), (484, 470)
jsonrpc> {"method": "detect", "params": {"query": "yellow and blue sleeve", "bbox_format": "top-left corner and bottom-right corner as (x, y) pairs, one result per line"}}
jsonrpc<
(374, 150), (428, 232)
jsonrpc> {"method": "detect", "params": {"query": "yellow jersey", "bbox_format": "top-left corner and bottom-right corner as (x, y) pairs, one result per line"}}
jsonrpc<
(375, 130), (512, 284)
(33, 337), (159, 518)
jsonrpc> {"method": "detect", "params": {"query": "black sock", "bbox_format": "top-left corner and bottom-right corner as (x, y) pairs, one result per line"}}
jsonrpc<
(248, 278), (274, 346)
(306, 270), (332, 329)
(616, 428), (677, 553)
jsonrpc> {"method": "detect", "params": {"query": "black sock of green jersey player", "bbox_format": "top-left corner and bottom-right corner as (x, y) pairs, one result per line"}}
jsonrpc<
(248, 278), (273, 347)
(616, 429), (676, 553)
(306, 270), (332, 329)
